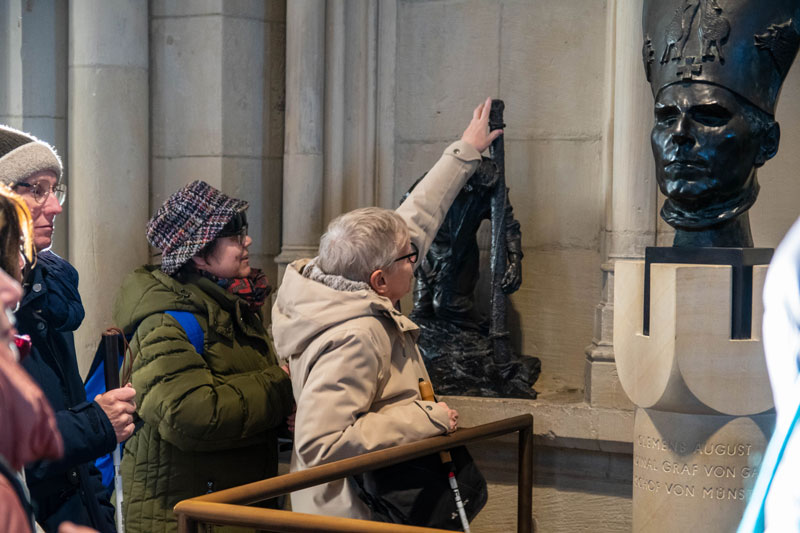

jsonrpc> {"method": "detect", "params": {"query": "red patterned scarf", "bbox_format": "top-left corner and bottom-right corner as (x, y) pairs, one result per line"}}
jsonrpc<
(199, 268), (271, 311)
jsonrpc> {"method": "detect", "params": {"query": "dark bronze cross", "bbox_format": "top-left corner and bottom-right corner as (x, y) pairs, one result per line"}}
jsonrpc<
(676, 56), (702, 80)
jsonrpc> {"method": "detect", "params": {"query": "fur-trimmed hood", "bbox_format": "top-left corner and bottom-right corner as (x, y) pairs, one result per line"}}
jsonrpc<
(301, 257), (372, 293)
(271, 257), (418, 363)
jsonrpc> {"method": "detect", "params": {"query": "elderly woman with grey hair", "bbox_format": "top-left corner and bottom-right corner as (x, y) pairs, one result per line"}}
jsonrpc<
(272, 98), (502, 520)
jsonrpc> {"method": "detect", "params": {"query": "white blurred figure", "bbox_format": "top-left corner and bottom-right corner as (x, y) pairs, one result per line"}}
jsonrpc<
(762, 216), (800, 531)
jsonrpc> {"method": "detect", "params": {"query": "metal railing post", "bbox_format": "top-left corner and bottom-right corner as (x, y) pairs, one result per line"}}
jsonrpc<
(518, 423), (534, 532)
(177, 513), (198, 533)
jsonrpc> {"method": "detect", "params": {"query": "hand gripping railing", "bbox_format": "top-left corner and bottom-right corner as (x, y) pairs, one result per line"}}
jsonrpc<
(174, 414), (533, 533)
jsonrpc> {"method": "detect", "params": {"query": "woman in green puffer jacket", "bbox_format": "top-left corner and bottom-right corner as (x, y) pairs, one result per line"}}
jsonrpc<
(112, 180), (294, 533)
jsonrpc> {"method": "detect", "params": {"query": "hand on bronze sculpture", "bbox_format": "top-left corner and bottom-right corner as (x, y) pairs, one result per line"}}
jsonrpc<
(407, 101), (538, 399)
(461, 97), (503, 153)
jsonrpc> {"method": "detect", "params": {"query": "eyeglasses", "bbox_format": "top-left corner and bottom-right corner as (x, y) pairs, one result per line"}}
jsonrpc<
(15, 181), (67, 205)
(394, 242), (419, 264)
(217, 224), (248, 246)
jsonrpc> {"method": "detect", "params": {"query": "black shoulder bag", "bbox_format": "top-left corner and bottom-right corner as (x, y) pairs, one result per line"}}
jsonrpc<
(349, 444), (487, 530)
(350, 379), (487, 531)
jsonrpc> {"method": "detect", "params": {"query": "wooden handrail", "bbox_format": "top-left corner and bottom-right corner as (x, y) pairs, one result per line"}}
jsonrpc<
(176, 504), (457, 533)
(175, 414), (533, 533)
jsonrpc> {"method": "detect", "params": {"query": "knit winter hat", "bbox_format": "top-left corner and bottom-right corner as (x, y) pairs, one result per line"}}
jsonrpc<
(147, 180), (248, 275)
(0, 125), (62, 186)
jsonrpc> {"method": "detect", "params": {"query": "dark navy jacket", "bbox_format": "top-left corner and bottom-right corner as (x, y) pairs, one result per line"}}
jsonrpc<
(19, 251), (117, 532)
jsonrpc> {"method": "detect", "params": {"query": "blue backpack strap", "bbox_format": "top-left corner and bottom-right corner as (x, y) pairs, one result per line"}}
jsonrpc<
(164, 310), (204, 355)
(86, 311), (204, 495)
(87, 311), (203, 401)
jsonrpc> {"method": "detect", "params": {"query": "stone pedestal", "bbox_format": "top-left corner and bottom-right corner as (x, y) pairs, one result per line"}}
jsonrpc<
(442, 395), (634, 533)
(615, 260), (774, 532)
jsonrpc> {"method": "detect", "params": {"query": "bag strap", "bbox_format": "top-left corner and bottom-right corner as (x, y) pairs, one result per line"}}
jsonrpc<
(117, 311), (204, 445)
(738, 378), (800, 532)
(164, 310), (204, 355)
(119, 311), (204, 386)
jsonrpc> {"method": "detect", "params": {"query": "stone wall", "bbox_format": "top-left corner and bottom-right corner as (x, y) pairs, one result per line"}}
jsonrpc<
(0, 0), (68, 254)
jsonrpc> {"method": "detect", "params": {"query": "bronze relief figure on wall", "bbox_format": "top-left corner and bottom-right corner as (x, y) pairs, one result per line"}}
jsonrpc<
(405, 102), (539, 399)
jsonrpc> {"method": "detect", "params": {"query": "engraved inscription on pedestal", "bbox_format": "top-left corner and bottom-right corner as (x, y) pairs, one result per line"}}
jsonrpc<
(632, 408), (773, 532)
(635, 436), (755, 502)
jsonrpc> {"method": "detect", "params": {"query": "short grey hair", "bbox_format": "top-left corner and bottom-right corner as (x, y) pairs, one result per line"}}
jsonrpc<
(318, 207), (410, 283)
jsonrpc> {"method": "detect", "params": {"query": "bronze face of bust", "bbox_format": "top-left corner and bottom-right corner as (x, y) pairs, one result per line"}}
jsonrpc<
(651, 82), (779, 246)
(643, 0), (800, 247)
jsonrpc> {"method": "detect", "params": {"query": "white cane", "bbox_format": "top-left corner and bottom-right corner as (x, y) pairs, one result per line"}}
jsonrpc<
(103, 332), (125, 533)
(419, 379), (471, 533)
(113, 446), (124, 532)
(448, 471), (471, 533)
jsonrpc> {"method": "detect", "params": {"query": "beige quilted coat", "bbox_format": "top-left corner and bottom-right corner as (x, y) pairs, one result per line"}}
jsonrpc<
(272, 140), (481, 519)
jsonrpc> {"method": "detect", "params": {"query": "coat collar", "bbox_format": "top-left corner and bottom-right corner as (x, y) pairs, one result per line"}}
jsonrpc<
(300, 258), (419, 336)
(147, 268), (246, 341)
(21, 251), (84, 333)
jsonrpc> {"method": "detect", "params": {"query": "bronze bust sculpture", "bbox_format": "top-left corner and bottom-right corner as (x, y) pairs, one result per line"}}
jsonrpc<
(643, 0), (800, 247)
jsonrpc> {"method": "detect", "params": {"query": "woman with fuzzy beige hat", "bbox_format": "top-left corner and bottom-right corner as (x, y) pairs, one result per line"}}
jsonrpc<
(0, 125), (135, 533)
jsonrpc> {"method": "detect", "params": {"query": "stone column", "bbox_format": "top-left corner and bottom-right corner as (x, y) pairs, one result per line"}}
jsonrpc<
(69, 0), (149, 375)
(0, 0), (68, 255)
(375, 0), (397, 210)
(276, 0), (326, 279)
(150, 1), (283, 289)
(323, 0), (379, 220)
(585, 0), (657, 408)
(277, 0), (397, 281)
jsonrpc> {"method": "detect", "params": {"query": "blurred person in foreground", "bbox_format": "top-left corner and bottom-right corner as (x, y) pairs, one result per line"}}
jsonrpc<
(271, 98), (501, 519)
(0, 125), (136, 532)
(112, 181), (294, 532)
(761, 215), (800, 530)
(0, 186), (64, 533)
(0, 187), (96, 533)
